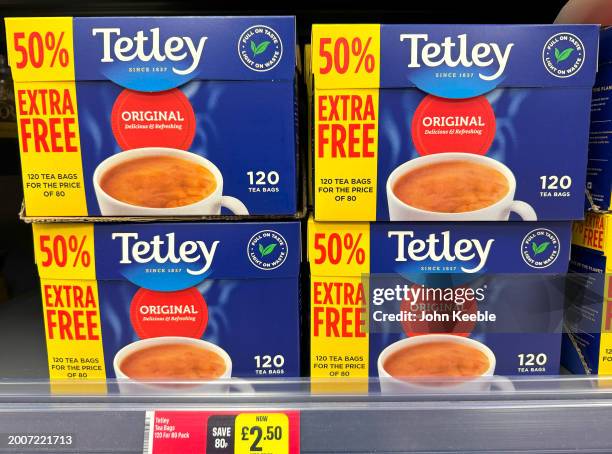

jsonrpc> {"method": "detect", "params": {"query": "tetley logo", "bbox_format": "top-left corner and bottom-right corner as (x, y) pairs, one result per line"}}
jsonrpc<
(399, 33), (514, 82)
(112, 232), (219, 276)
(388, 231), (494, 273)
(91, 27), (207, 75)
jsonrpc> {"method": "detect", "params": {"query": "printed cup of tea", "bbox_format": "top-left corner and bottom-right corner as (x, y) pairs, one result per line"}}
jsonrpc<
(377, 334), (515, 393)
(94, 147), (249, 216)
(113, 336), (253, 394)
(386, 152), (537, 221)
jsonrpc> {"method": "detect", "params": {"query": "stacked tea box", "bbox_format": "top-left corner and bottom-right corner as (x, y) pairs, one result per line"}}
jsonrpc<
(306, 24), (599, 390)
(584, 26), (612, 213)
(563, 27), (612, 375)
(5, 16), (302, 387)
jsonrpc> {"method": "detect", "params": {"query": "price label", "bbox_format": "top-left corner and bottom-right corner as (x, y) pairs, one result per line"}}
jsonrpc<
(235, 414), (288, 454)
(146, 411), (299, 454)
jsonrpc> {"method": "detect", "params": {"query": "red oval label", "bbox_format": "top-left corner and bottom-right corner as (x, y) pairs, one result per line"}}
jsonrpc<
(411, 95), (496, 156)
(130, 288), (208, 339)
(400, 284), (478, 338)
(111, 88), (196, 151)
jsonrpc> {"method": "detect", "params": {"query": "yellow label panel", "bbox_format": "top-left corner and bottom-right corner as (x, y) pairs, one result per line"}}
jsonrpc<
(40, 278), (106, 384)
(311, 25), (381, 221)
(599, 336), (612, 375)
(308, 218), (370, 392)
(235, 413), (289, 454)
(32, 223), (96, 280)
(6, 18), (87, 215)
(314, 88), (379, 221)
(310, 276), (369, 393)
(572, 213), (610, 253)
(5, 17), (75, 82)
(311, 24), (380, 89)
(14, 80), (87, 216)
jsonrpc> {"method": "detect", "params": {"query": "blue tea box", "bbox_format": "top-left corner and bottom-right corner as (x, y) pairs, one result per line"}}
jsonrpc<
(32, 221), (301, 382)
(310, 24), (599, 221)
(5, 17), (298, 217)
(563, 212), (612, 374)
(309, 218), (572, 391)
(586, 27), (612, 212)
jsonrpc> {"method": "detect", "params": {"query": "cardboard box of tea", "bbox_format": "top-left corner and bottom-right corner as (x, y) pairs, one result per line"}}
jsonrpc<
(5, 17), (298, 218)
(562, 212), (612, 375)
(32, 221), (301, 385)
(308, 24), (599, 221)
(586, 27), (612, 212)
(308, 217), (571, 391)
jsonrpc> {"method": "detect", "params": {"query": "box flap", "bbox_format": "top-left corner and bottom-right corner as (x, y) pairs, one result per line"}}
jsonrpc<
(309, 216), (572, 277)
(600, 26), (612, 66)
(6, 16), (296, 87)
(33, 221), (301, 285)
(311, 24), (599, 91)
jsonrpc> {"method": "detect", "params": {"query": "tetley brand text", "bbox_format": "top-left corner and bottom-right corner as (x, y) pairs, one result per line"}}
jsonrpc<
(112, 232), (219, 276)
(399, 33), (514, 81)
(91, 27), (207, 75)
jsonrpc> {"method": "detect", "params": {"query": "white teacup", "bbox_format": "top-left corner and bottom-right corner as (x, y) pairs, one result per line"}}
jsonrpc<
(94, 147), (249, 216)
(113, 336), (253, 394)
(386, 152), (537, 221)
(377, 334), (515, 394)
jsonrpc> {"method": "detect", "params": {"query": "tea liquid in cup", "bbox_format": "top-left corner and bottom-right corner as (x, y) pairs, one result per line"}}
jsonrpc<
(100, 155), (217, 209)
(385, 152), (537, 221)
(94, 147), (250, 216)
(383, 340), (490, 382)
(119, 342), (226, 381)
(377, 334), (500, 392)
(392, 160), (509, 213)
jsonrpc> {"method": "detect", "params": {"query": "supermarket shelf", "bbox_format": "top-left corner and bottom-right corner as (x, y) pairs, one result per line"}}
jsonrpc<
(2, 375), (612, 402)
(2, 377), (612, 453)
